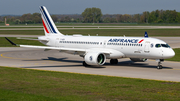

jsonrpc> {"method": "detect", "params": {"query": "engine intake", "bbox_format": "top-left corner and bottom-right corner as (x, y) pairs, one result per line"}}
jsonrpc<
(84, 52), (106, 65)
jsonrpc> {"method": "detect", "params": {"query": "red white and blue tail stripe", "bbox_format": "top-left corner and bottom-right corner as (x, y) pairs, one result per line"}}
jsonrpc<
(39, 6), (63, 36)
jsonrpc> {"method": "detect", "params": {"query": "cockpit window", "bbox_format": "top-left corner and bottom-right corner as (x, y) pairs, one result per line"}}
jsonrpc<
(161, 44), (170, 48)
(155, 44), (161, 48)
(155, 44), (170, 48)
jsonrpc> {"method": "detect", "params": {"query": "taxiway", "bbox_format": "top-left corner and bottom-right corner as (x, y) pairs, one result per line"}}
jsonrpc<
(0, 47), (180, 82)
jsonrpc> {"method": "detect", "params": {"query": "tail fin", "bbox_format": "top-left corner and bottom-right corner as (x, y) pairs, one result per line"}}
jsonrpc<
(39, 6), (63, 36)
(144, 31), (148, 38)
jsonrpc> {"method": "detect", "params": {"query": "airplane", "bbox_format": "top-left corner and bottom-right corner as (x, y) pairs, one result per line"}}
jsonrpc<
(5, 6), (175, 69)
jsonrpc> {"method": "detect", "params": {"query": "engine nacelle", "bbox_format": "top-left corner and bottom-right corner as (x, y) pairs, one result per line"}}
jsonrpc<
(130, 58), (147, 62)
(84, 52), (106, 65)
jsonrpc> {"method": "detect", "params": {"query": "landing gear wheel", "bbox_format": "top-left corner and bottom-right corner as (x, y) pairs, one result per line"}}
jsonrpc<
(83, 61), (89, 67)
(157, 60), (163, 69)
(157, 65), (163, 69)
(110, 59), (118, 65)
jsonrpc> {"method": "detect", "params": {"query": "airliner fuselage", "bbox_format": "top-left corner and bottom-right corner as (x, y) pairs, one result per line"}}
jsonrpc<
(41, 35), (174, 60)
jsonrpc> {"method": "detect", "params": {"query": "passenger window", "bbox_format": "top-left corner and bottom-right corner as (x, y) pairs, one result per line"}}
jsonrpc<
(155, 44), (161, 48)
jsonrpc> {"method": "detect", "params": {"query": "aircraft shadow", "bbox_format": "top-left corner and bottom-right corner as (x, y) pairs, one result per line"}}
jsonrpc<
(105, 60), (173, 69)
(23, 65), (83, 68)
(23, 65), (105, 69)
(23, 57), (105, 68)
(23, 57), (82, 63)
(23, 57), (172, 69)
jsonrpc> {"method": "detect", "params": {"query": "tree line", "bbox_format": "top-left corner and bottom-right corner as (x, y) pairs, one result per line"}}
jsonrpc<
(0, 8), (180, 24)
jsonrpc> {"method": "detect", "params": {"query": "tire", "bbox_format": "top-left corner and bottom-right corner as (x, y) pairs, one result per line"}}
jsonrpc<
(110, 59), (118, 65)
(157, 65), (162, 69)
(83, 61), (88, 67)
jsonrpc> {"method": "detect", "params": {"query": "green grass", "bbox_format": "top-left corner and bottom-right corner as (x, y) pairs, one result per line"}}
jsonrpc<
(1, 29), (180, 36)
(166, 48), (180, 62)
(0, 37), (45, 47)
(60, 29), (180, 36)
(0, 66), (180, 101)
(0, 30), (44, 35)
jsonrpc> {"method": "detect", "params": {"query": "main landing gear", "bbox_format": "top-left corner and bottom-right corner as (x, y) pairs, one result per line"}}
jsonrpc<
(110, 59), (118, 65)
(83, 61), (89, 67)
(157, 59), (164, 69)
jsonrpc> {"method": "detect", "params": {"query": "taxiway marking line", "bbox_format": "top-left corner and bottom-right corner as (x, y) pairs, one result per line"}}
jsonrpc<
(1, 52), (33, 60)
(0, 52), (60, 63)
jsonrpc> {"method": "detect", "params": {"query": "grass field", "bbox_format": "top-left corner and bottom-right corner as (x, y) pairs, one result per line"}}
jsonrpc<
(0, 29), (180, 36)
(0, 66), (180, 101)
(0, 37), (44, 47)
(166, 48), (180, 62)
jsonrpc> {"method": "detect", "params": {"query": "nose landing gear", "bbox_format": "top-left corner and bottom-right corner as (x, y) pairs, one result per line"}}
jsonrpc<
(157, 59), (164, 69)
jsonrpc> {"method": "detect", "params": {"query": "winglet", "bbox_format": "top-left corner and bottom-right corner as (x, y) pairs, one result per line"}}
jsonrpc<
(144, 32), (148, 38)
(5, 37), (18, 46)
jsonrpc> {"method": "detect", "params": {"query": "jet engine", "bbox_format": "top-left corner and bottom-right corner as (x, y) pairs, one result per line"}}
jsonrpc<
(130, 58), (147, 62)
(84, 52), (106, 65)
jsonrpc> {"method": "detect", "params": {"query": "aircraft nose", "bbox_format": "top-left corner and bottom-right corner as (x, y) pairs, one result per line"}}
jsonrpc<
(163, 49), (175, 59)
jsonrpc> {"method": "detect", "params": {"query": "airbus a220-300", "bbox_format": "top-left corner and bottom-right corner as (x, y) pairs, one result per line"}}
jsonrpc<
(6, 6), (175, 69)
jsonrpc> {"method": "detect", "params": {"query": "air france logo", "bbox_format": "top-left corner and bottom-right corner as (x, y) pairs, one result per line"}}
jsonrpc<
(108, 38), (144, 43)
(90, 56), (93, 61)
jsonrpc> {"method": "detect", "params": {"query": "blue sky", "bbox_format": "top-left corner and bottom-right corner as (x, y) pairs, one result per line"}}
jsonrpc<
(1, 0), (180, 15)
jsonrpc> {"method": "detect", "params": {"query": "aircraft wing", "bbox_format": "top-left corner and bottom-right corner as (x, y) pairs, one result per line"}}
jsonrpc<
(20, 45), (111, 54)
(20, 45), (86, 52)
(17, 37), (49, 42)
(5, 37), (111, 54)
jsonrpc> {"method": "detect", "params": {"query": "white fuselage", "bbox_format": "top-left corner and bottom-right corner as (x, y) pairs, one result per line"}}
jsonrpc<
(40, 35), (175, 60)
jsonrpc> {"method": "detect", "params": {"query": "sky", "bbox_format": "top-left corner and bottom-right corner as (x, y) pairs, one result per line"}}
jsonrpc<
(0, 0), (180, 15)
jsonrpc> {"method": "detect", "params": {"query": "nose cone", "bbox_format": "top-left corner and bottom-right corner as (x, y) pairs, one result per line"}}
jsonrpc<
(163, 49), (175, 59)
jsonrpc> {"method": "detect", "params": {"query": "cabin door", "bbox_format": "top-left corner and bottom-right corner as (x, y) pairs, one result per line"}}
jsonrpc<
(144, 41), (150, 53)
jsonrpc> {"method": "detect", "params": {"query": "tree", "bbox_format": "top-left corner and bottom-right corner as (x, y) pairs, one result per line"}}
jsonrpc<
(82, 7), (102, 23)
(148, 11), (156, 23)
(32, 13), (41, 23)
(91, 7), (102, 23)
(20, 13), (32, 24)
(132, 14), (140, 23)
(176, 12), (180, 23)
(82, 8), (93, 23)
(51, 15), (58, 22)
(14, 19), (21, 24)
(140, 11), (149, 23)
(64, 16), (71, 22)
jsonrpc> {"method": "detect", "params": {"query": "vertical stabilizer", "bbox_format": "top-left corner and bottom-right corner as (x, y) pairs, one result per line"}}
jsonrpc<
(144, 31), (148, 38)
(39, 6), (63, 36)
